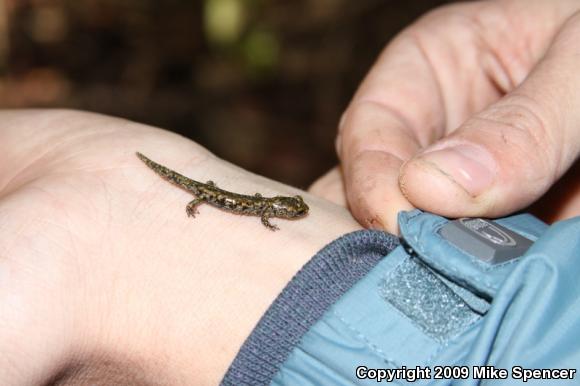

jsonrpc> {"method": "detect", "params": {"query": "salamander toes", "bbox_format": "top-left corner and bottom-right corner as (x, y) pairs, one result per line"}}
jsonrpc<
(186, 205), (198, 218)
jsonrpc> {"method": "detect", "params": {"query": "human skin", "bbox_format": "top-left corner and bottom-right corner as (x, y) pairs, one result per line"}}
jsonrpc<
(310, 0), (580, 233)
(0, 110), (362, 385)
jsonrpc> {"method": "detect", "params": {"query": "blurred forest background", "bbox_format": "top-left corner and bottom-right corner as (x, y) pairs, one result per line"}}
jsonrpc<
(1, 0), (452, 188)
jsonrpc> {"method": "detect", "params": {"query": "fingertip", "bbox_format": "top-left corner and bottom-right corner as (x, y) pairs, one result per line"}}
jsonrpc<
(350, 194), (411, 235)
(345, 150), (414, 234)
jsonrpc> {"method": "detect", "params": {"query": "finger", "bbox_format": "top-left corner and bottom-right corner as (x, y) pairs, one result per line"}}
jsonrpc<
(338, 2), (516, 230)
(338, 34), (444, 231)
(401, 12), (580, 218)
(308, 166), (348, 207)
(345, 149), (414, 233)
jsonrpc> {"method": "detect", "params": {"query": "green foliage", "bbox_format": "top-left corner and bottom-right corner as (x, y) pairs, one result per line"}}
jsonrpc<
(242, 28), (279, 74)
(204, 0), (246, 46)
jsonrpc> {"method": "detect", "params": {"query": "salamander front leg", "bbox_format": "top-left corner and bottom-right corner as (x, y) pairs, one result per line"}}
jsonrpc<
(186, 198), (204, 218)
(260, 208), (279, 231)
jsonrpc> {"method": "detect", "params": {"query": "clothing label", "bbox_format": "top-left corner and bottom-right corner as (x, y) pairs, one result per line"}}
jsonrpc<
(439, 218), (533, 264)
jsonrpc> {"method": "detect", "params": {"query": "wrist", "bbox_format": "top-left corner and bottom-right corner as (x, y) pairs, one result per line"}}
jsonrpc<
(78, 163), (363, 384)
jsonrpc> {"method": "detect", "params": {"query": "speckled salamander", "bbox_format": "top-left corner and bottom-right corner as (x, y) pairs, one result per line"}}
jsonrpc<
(136, 152), (309, 231)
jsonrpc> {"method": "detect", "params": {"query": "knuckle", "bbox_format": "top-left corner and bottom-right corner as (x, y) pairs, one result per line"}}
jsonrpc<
(473, 95), (561, 178)
(339, 102), (382, 156)
(334, 132), (342, 158)
(340, 100), (419, 161)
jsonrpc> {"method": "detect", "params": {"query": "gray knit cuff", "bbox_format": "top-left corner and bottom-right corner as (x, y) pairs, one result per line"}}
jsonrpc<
(220, 229), (399, 385)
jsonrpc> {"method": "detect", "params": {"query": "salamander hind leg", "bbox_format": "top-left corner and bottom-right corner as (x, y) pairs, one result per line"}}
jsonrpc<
(260, 208), (279, 231)
(186, 198), (204, 218)
(206, 180), (216, 187)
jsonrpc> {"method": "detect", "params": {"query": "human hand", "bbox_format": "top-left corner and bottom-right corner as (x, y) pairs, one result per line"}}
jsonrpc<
(311, 0), (580, 233)
(0, 110), (360, 385)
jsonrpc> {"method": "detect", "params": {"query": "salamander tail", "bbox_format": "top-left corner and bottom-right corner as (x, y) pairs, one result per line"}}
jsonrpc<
(136, 152), (198, 192)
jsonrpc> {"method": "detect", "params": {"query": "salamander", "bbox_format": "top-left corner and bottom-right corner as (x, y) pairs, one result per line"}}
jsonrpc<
(136, 152), (309, 230)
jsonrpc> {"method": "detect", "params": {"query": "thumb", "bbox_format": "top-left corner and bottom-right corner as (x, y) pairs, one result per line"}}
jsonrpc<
(400, 13), (580, 218)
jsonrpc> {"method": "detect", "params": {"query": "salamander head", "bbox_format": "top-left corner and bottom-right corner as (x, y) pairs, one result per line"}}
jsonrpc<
(271, 195), (309, 219)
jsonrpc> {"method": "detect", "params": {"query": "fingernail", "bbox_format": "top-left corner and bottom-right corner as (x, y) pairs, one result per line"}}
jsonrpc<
(419, 144), (497, 196)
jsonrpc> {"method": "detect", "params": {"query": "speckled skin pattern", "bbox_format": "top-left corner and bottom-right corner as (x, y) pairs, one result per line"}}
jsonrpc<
(136, 152), (309, 230)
